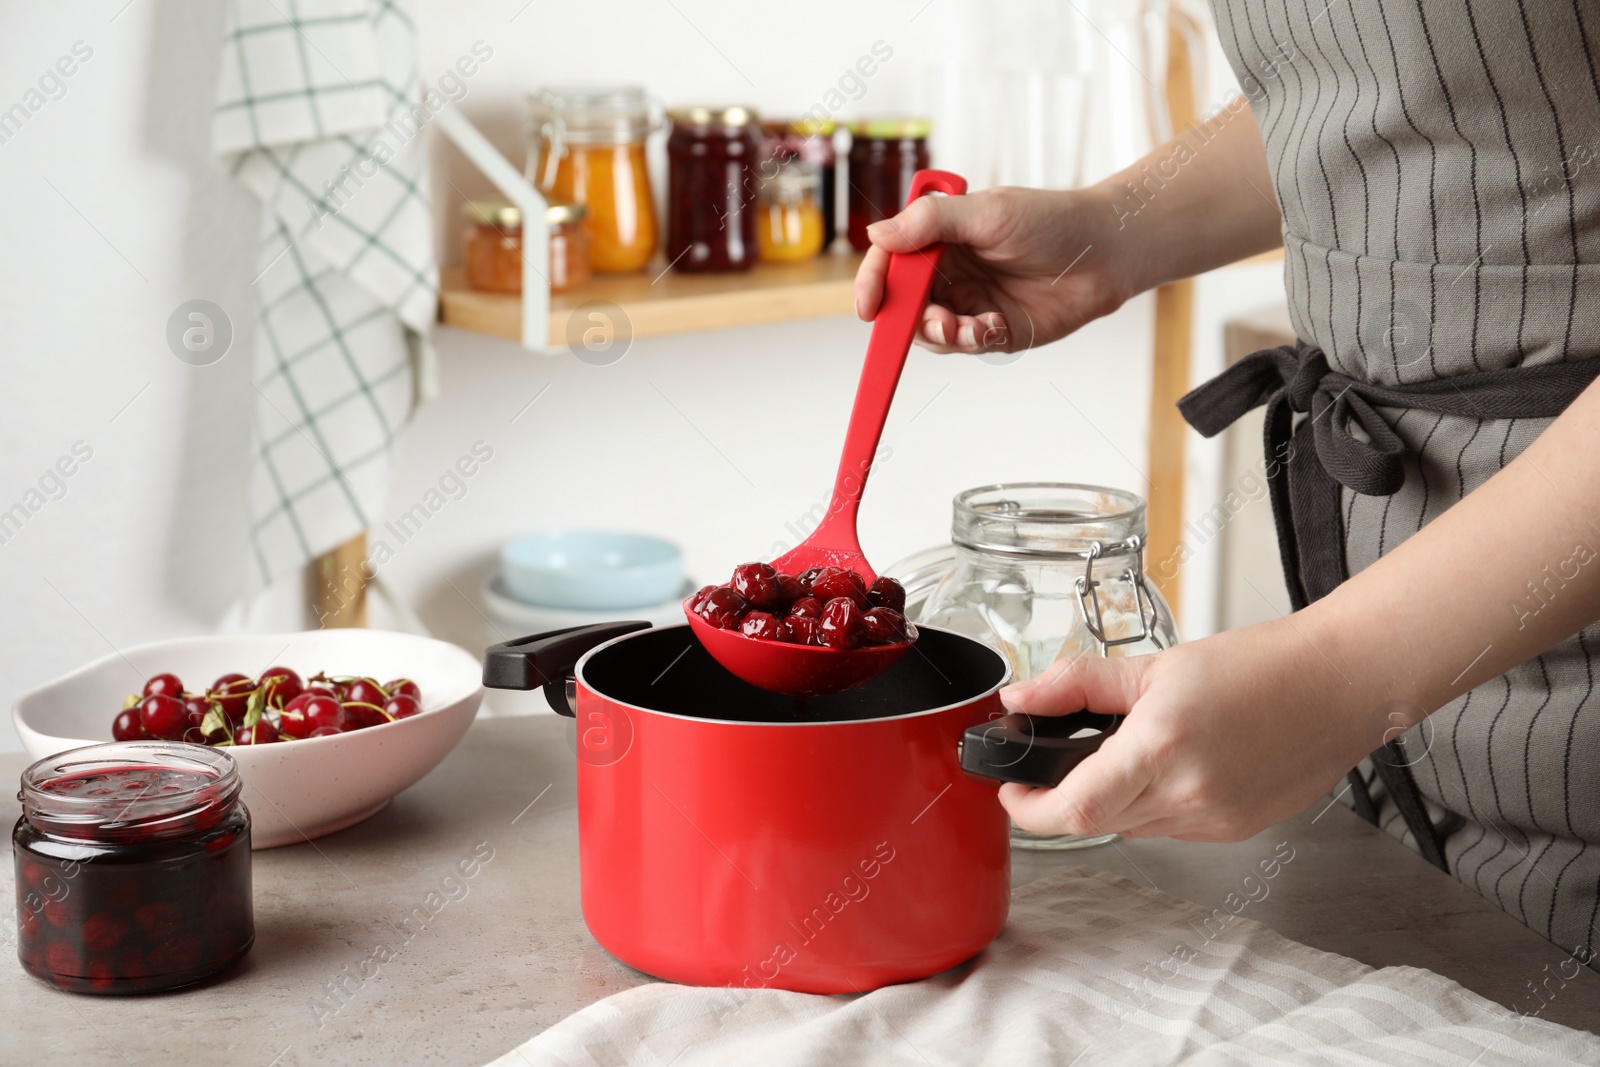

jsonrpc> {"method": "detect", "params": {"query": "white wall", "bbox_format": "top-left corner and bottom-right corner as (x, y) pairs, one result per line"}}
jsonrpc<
(0, 0), (1284, 750)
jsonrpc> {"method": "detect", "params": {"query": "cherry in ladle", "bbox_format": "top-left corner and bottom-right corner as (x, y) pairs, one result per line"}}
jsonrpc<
(685, 168), (969, 696)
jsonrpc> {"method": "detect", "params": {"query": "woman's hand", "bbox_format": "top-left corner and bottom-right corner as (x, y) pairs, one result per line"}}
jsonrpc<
(996, 620), (1391, 841)
(852, 186), (1131, 355)
(853, 107), (1283, 355)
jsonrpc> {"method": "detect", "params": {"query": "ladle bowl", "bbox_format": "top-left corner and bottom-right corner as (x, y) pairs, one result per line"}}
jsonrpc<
(685, 168), (968, 696)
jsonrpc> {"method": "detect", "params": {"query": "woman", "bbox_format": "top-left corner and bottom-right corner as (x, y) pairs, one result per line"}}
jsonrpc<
(856, 1), (1600, 967)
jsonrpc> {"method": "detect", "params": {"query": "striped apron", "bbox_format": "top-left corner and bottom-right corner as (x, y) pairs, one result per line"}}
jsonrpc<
(1194, 0), (1600, 966)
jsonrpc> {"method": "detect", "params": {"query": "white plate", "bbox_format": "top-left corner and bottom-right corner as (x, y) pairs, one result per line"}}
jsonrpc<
(481, 575), (694, 632)
(13, 630), (483, 849)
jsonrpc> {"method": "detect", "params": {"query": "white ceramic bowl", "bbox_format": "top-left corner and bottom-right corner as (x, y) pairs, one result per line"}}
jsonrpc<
(13, 630), (483, 849)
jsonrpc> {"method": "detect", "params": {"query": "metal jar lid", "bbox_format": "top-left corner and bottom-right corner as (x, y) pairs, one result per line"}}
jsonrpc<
(463, 199), (586, 228)
(764, 116), (838, 138)
(668, 105), (759, 129)
(850, 117), (933, 140)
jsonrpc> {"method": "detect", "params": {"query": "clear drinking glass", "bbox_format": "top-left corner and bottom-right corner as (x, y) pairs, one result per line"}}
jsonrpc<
(913, 483), (1178, 850)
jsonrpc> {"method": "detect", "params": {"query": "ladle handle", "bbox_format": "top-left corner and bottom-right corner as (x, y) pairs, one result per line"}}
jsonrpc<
(807, 169), (969, 569)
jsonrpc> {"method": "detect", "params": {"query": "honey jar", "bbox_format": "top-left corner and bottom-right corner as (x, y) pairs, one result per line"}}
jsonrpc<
(528, 86), (658, 274)
(463, 200), (590, 295)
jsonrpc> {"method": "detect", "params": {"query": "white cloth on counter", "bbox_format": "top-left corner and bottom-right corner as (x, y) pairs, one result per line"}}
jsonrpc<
(212, 0), (437, 586)
(488, 868), (1600, 1067)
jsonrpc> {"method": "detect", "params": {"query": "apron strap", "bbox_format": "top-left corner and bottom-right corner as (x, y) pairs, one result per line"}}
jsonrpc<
(1178, 342), (1600, 872)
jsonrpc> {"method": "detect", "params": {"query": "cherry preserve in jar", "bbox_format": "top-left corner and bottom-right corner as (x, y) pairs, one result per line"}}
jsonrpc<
(13, 741), (253, 994)
(847, 119), (932, 251)
(666, 106), (761, 273)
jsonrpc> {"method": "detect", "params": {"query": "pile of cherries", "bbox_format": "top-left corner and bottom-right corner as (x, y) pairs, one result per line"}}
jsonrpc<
(110, 668), (424, 746)
(690, 563), (914, 649)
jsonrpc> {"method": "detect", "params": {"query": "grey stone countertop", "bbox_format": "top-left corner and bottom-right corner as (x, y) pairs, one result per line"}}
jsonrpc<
(3, 716), (1597, 1064)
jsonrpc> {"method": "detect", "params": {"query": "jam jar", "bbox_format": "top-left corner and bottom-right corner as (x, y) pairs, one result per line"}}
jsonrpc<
(463, 199), (590, 295)
(528, 85), (657, 274)
(847, 118), (931, 251)
(763, 118), (838, 249)
(757, 163), (824, 263)
(911, 484), (1178, 850)
(666, 106), (761, 273)
(13, 741), (253, 993)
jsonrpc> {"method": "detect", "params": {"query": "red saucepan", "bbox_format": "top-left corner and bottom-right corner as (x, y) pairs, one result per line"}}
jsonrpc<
(484, 622), (1117, 993)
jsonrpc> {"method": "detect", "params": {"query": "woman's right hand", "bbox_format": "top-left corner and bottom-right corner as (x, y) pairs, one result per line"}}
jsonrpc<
(855, 108), (1284, 356)
(853, 185), (1131, 356)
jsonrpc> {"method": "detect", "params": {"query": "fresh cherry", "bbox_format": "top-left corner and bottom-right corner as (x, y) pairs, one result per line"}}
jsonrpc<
(138, 695), (188, 742)
(112, 708), (146, 742)
(862, 606), (913, 644)
(309, 726), (343, 738)
(867, 576), (907, 613)
(142, 673), (184, 700)
(303, 685), (339, 701)
(343, 702), (390, 730)
(234, 720), (279, 745)
(181, 696), (224, 743)
(384, 694), (421, 720)
(280, 693), (344, 738)
(344, 679), (386, 708)
(384, 678), (421, 702)
(787, 596), (823, 619)
(696, 586), (749, 629)
(819, 597), (864, 649)
(731, 562), (782, 609)
(809, 567), (868, 607)
(258, 666), (304, 707)
(210, 673), (255, 722)
(740, 611), (782, 641)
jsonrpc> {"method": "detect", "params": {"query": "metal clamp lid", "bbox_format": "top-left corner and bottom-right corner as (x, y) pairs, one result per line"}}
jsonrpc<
(1074, 535), (1165, 656)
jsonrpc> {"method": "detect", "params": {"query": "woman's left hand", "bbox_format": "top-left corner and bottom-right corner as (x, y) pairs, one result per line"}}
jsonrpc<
(997, 619), (1397, 841)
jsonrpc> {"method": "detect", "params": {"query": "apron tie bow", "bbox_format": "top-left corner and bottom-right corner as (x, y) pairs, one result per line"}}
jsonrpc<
(1177, 339), (1600, 874)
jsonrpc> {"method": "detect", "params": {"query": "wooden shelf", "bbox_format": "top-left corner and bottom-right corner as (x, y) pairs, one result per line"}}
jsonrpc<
(439, 251), (865, 346)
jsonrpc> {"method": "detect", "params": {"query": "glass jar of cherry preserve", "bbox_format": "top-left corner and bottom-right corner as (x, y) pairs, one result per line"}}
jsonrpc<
(666, 106), (762, 273)
(905, 484), (1178, 851)
(846, 118), (931, 251)
(13, 741), (253, 994)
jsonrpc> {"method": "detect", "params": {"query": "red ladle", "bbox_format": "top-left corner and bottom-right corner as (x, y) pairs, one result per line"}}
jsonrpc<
(686, 168), (969, 695)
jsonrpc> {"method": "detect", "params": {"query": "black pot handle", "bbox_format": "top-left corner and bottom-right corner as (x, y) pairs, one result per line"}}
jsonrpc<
(959, 711), (1121, 788)
(483, 622), (650, 716)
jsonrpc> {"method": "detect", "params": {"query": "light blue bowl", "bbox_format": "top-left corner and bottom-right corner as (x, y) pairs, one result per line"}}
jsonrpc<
(500, 530), (685, 610)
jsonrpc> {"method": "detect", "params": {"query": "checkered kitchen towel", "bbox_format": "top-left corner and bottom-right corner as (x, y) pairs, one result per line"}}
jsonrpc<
(213, 0), (437, 584)
(493, 869), (1600, 1066)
